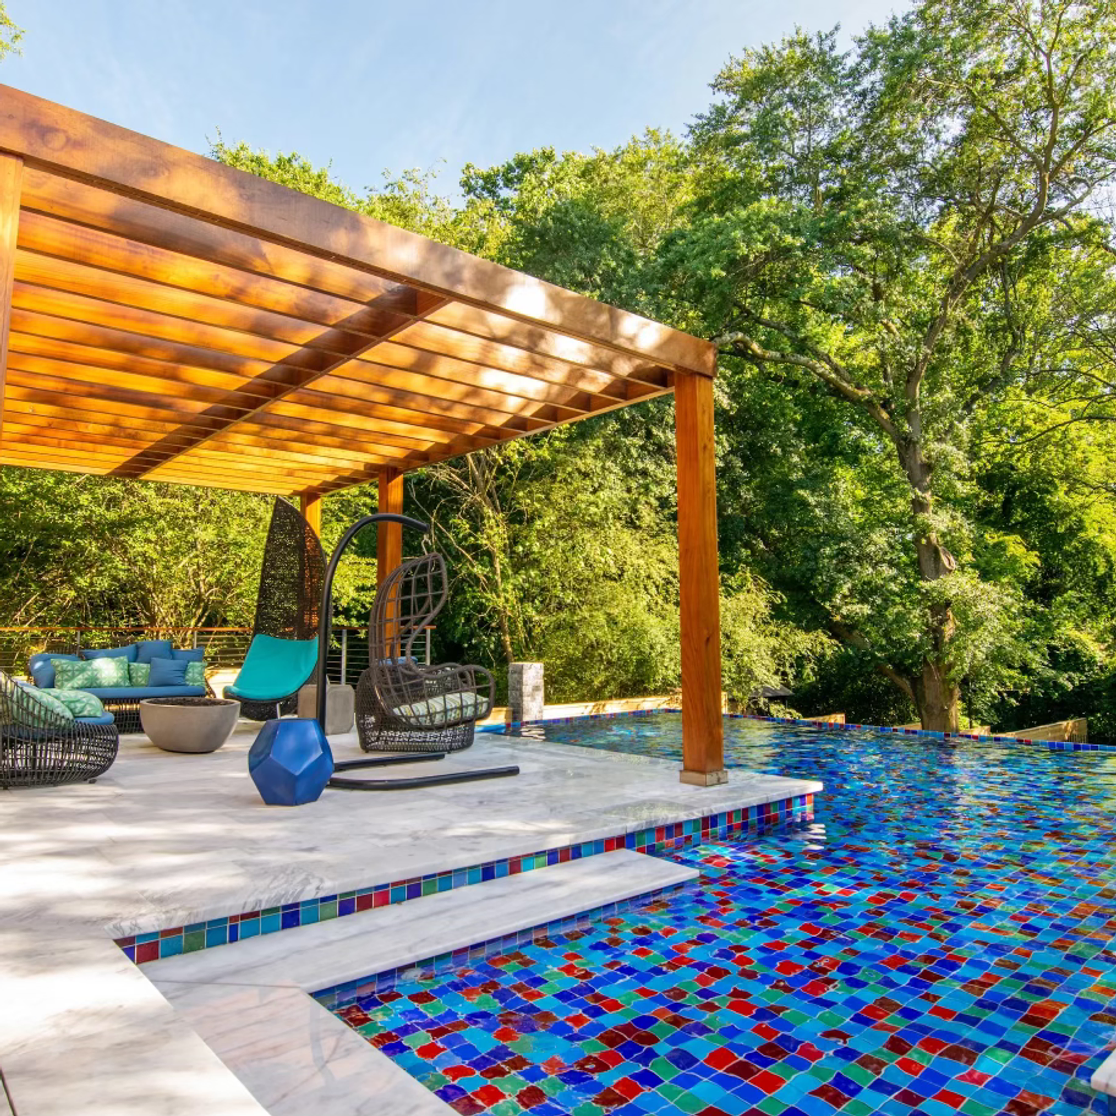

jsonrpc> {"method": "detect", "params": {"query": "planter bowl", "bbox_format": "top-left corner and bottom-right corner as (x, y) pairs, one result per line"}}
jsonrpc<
(140, 697), (241, 754)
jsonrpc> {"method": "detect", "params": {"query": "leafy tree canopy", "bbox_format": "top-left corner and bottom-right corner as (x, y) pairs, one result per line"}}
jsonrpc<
(4, 0), (1116, 736)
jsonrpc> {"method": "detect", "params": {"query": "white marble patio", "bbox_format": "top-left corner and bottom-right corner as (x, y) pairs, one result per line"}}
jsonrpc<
(0, 722), (821, 1116)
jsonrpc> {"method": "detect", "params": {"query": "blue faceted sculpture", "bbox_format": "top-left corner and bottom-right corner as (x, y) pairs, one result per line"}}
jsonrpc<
(248, 718), (334, 806)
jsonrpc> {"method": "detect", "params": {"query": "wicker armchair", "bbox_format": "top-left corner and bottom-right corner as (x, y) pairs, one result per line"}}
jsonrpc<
(229, 497), (325, 721)
(355, 553), (494, 753)
(0, 671), (119, 788)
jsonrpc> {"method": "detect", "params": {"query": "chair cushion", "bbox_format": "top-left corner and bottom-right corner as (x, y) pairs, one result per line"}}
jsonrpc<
(12, 684), (75, 727)
(227, 634), (317, 702)
(76, 713), (116, 726)
(148, 657), (188, 687)
(54, 656), (130, 690)
(81, 644), (138, 663)
(51, 689), (107, 719)
(84, 685), (207, 700)
(29, 652), (78, 689)
(134, 639), (173, 665)
(391, 691), (485, 724)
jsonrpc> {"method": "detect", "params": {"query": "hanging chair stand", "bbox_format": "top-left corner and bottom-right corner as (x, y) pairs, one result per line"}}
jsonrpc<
(312, 513), (518, 792)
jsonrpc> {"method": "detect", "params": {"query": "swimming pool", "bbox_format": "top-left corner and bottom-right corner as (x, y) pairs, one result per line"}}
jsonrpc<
(324, 714), (1116, 1115)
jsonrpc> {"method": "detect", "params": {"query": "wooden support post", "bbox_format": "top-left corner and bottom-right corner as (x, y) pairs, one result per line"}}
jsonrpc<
(377, 468), (404, 586)
(674, 371), (725, 786)
(297, 489), (323, 640)
(0, 155), (23, 430)
(299, 489), (322, 536)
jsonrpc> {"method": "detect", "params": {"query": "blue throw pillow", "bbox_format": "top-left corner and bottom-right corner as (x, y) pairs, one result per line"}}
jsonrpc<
(81, 644), (138, 663)
(171, 647), (205, 663)
(29, 652), (78, 689)
(134, 639), (173, 665)
(148, 656), (188, 687)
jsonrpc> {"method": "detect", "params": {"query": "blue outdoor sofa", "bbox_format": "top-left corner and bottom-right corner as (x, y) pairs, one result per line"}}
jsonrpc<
(29, 639), (211, 734)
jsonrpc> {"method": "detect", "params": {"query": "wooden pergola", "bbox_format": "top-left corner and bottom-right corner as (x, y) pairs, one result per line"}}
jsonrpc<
(0, 84), (725, 784)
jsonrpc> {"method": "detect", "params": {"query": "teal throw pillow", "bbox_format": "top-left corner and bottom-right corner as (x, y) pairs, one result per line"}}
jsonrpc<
(53, 656), (130, 690)
(51, 689), (107, 719)
(129, 662), (151, 686)
(148, 657), (188, 686)
(13, 683), (75, 726)
(185, 660), (206, 686)
(81, 644), (137, 663)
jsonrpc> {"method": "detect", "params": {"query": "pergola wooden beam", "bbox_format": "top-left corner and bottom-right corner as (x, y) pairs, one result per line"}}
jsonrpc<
(0, 154), (20, 428)
(108, 289), (448, 478)
(0, 85), (713, 378)
(376, 470), (404, 586)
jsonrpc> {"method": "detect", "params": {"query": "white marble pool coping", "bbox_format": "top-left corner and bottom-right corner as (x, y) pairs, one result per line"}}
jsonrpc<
(1091, 1049), (1116, 1101)
(147, 849), (698, 1115)
(0, 724), (820, 1116)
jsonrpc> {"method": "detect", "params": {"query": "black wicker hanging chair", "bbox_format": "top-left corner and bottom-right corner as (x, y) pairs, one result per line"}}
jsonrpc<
(0, 671), (119, 788)
(355, 553), (494, 753)
(224, 498), (325, 721)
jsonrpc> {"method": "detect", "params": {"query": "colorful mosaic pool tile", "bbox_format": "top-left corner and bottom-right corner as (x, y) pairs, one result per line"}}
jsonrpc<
(116, 792), (812, 963)
(485, 707), (1116, 752)
(329, 714), (1116, 1115)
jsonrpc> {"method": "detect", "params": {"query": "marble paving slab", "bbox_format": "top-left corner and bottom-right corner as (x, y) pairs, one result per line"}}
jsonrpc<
(0, 930), (266, 1116)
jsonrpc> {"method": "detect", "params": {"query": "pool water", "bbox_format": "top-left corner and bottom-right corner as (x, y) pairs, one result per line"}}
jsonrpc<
(326, 714), (1116, 1116)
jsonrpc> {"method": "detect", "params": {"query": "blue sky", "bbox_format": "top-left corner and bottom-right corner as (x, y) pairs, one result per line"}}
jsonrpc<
(5, 0), (905, 199)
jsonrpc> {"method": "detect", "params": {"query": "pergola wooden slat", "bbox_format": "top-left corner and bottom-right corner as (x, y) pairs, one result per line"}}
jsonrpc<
(0, 84), (725, 784)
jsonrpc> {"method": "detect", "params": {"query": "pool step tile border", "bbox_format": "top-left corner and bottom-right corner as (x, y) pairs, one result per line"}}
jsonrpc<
(312, 882), (687, 1011)
(116, 793), (814, 964)
(484, 706), (1116, 752)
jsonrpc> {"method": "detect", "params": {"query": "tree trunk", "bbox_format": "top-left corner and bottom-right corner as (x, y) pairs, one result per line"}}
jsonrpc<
(899, 438), (961, 732)
(915, 654), (960, 732)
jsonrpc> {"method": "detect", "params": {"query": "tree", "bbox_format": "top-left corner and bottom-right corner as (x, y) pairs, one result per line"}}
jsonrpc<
(668, 3), (1116, 728)
(0, 1), (23, 61)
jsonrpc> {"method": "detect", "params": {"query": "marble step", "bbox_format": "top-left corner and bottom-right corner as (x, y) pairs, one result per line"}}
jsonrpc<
(147, 849), (698, 1116)
(147, 847), (696, 991)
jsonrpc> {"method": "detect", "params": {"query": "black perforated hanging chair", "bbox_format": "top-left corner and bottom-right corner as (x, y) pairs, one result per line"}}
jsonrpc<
(225, 498), (325, 720)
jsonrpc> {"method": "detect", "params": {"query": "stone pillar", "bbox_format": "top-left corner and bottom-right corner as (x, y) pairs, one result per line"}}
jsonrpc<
(508, 662), (544, 724)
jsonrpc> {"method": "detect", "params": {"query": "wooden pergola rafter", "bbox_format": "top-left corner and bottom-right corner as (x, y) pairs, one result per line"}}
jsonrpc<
(0, 84), (726, 784)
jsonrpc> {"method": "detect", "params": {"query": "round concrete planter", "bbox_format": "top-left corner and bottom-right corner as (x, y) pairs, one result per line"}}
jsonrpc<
(140, 697), (241, 754)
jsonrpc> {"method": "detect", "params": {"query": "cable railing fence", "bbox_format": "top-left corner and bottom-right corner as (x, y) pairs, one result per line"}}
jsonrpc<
(0, 625), (429, 687)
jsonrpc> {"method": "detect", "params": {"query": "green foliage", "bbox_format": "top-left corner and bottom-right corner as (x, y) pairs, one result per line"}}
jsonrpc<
(409, 424), (685, 703)
(4, 0), (1116, 741)
(720, 572), (831, 707)
(0, 470), (271, 630)
(660, 2), (1116, 729)
(210, 139), (485, 249)
(0, 1), (23, 60)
